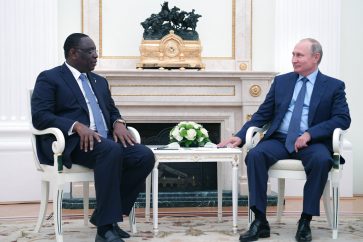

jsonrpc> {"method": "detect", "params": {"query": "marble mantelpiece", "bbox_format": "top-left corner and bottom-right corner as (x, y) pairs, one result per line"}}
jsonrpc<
(96, 69), (277, 195)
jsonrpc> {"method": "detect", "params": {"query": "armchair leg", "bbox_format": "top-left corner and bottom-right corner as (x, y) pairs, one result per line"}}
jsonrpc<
(53, 185), (64, 242)
(322, 180), (333, 227)
(129, 205), (137, 234)
(34, 180), (49, 233)
(276, 178), (285, 222)
(332, 186), (339, 239)
(83, 182), (89, 226)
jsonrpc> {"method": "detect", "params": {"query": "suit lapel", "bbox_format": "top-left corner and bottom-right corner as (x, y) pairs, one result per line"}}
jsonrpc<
(60, 64), (88, 113)
(308, 71), (327, 125)
(279, 73), (298, 118)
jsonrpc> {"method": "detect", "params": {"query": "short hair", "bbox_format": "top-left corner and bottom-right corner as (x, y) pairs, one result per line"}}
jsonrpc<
(301, 38), (323, 65)
(63, 33), (89, 58)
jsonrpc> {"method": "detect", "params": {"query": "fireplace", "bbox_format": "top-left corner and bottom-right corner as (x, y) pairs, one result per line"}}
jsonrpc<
(63, 70), (276, 208)
(130, 123), (220, 192)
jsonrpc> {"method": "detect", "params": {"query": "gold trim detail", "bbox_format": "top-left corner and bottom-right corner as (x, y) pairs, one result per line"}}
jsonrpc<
(246, 114), (252, 121)
(249, 84), (261, 97)
(239, 63), (248, 71)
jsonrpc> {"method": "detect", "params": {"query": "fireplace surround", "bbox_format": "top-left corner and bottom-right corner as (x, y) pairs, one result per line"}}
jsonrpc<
(99, 69), (276, 195)
(63, 69), (276, 208)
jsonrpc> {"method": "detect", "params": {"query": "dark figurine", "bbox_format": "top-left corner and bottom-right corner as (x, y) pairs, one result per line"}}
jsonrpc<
(140, 2), (202, 40)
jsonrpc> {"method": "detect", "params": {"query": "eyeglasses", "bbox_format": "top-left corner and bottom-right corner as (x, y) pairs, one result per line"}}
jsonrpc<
(76, 48), (98, 55)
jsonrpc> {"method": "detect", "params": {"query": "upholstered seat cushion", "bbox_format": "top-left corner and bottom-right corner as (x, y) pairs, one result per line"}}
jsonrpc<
(270, 159), (305, 171)
(40, 164), (93, 173)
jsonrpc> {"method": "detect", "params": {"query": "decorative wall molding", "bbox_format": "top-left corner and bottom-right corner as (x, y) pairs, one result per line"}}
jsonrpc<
(274, 0), (341, 78)
(83, 0), (252, 70)
(0, 0), (58, 202)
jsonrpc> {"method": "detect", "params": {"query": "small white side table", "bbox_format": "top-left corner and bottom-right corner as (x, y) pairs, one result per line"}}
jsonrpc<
(145, 147), (242, 235)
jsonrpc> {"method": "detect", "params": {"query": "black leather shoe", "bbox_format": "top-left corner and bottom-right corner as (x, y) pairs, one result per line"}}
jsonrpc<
(239, 219), (270, 242)
(295, 218), (312, 242)
(95, 229), (125, 242)
(112, 223), (131, 238)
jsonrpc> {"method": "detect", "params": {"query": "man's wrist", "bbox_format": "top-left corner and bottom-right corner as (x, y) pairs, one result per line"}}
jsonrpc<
(113, 119), (126, 128)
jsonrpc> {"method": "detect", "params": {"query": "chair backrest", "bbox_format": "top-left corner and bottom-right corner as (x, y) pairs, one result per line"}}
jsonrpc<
(28, 89), (43, 171)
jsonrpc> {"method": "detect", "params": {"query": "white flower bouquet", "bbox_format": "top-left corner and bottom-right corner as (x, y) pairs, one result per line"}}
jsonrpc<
(169, 121), (211, 147)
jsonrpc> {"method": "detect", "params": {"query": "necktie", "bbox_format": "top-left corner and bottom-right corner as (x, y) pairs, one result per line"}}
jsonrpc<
(285, 77), (308, 153)
(79, 74), (107, 137)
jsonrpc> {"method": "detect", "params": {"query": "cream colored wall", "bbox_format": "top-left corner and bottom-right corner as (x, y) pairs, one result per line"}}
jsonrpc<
(57, 0), (82, 63)
(341, 0), (363, 195)
(251, 0), (275, 71)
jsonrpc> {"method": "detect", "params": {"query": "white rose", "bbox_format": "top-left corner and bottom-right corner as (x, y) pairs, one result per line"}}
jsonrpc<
(200, 128), (209, 137)
(186, 129), (197, 140)
(171, 128), (183, 141)
(193, 123), (202, 129)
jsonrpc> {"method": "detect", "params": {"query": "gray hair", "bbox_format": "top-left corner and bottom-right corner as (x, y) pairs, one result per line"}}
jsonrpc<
(301, 38), (323, 65)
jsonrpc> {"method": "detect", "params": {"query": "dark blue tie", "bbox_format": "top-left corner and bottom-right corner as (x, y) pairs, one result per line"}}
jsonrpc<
(285, 77), (308, 153)
(80, 74), (107, 137)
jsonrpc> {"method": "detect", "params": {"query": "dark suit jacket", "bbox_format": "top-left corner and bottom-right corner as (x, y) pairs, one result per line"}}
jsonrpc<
(235, 71), (351, 161)
(31, 64), (122, 168)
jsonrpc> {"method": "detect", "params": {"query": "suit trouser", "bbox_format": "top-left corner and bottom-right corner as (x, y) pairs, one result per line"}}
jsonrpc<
(245, 135), (332, 216)
(71, 137), (155, 226)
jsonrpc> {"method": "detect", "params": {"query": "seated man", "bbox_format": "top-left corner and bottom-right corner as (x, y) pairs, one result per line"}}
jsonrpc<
(31, 33), (155, 242)
(218, 38), (350, 242)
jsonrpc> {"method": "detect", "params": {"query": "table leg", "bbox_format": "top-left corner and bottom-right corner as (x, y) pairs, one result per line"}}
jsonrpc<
(152, 166), (159, 235)
(145, 174), (151, 222)
(232, 163), (238, 233)
(217, 162), (222, 222)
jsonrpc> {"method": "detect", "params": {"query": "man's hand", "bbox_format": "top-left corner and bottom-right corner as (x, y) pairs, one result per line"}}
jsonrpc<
(73, 122), (101, 152)
(217, 136), (242, 148)
(113, 123), (136, 147)
(294, 132), (311, 152)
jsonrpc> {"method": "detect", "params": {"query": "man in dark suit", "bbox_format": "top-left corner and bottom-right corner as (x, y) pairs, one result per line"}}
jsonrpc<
(32, 33), (155, 242)
(218, 38), (351, 242)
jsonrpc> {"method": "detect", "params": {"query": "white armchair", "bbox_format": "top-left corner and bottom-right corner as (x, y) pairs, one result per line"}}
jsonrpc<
(245, 126), (348, 239)
(28, 90), (139, 242)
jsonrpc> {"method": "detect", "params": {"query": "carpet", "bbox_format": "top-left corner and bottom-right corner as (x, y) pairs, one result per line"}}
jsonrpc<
(1, 215), (362, 242)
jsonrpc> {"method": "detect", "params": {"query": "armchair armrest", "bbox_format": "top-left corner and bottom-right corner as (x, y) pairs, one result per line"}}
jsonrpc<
(332, 128), (347, 170)
(30, 127), (65, 172)
(31, 127), (65, 154)
(127, 126), (141, 143)
(332, 128), (346, 154)
(245, 126), (267, 151)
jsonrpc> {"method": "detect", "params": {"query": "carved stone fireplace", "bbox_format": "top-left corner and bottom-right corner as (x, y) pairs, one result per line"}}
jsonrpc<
(63, 69), (276, 208)
(98, 69), (276, 195)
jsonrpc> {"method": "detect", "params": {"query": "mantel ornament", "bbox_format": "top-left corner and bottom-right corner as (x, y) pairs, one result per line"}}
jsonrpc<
(137, 2), (204, 70)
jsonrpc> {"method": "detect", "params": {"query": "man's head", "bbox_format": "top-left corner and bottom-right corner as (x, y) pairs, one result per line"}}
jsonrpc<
(63, 33), (98, 73)
(292, 38), (323, 77)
